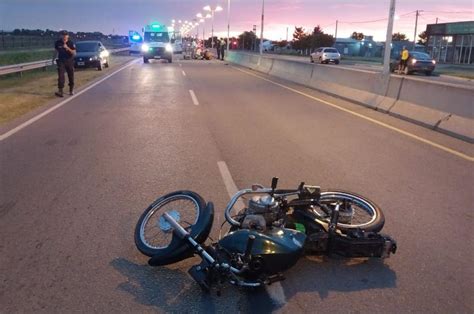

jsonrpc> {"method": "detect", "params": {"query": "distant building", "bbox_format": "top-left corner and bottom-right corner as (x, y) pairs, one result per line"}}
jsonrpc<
(334, 36), (382, 57)
(426, 21), (473, 64)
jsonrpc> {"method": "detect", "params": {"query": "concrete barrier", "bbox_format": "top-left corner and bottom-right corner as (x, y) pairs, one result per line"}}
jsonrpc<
(270, 58), (313, 86)
(256, 56), (274, 74)
(226, 51), (474, 142)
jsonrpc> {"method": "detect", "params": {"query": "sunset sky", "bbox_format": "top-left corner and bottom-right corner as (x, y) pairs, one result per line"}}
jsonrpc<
(1, 0), (472, 41)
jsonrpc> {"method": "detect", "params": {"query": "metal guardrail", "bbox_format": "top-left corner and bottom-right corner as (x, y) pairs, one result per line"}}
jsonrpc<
(0, 47), (130, 76)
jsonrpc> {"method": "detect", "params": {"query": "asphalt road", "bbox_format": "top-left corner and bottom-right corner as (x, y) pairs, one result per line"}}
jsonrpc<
(256, 52), (474, 88)
(1, 55), (473, 313)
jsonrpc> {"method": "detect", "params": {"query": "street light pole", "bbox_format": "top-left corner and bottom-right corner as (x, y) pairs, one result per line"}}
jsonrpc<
(203, 5), (223, 49)
(259, 0), (265, 55)
(211, 10), (215, 48)
(226, 0), (230, 52)
(382, 0), (396, 76)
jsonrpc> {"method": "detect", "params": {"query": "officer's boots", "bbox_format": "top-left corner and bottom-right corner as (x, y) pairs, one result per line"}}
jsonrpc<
(55, 88), (64, 98)
(69, 87), (74, 96)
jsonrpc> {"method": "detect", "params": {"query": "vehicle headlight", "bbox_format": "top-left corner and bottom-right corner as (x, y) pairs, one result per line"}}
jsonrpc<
(141, 43), (149, 52)
(165, 43), (173, 52)
(100, 50), (109, 58)
(411, 58), (417, 64)
(432, 60), (436, 65)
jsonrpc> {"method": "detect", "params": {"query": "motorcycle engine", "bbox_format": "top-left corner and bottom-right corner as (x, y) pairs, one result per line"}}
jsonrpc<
(241, 195), (281, 231)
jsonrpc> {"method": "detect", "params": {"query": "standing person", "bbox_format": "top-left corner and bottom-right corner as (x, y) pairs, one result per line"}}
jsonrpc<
(399, 46), (410, 74)
(219, 38), (225, 61)
(54, 30), (76, 97)
(216, 38), (222, 60)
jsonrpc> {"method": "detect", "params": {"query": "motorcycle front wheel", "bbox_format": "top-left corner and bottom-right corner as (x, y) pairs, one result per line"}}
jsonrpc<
(134, 191), (205, 257)
(314, 191), (385, 233)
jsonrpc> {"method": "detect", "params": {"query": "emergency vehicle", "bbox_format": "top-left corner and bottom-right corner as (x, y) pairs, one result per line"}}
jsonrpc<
(141, 23), (173, 63)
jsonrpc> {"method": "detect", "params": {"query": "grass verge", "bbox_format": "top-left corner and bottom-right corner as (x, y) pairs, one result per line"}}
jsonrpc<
(0, 50), (55, 66)
(0, 55), (136, 124)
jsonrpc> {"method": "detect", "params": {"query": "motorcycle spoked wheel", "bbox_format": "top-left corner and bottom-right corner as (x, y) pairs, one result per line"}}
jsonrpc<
(311, 191), (385, 233)
(134, 191), (206, 257)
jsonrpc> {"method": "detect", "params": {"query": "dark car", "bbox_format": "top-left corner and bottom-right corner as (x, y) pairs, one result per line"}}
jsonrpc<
(74, 41), (109, 71)
(390, 51), (436, 76)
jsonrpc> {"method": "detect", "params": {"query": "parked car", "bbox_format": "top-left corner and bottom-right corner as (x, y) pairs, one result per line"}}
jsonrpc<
(390, 51), (436, 76)
(310, 47), (341, 64)
(74, 41), (109, 71)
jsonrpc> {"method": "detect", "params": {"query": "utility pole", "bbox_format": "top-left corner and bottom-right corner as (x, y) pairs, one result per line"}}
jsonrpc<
(382, 0), (396, 76)
(259, 0), (265, 55)
(436, 17), (438, 24)
(413, 10), (422, 49)
(335, 20), (338, 40)
(286, 27), (288, 42)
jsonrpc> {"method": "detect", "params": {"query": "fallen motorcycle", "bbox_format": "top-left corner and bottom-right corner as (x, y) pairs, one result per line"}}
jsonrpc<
(135, 178), (397, 293)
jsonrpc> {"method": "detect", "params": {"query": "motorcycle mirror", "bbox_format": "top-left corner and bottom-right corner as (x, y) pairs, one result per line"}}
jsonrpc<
(298, 181), (305, 191)
(271, 177), (279, 191)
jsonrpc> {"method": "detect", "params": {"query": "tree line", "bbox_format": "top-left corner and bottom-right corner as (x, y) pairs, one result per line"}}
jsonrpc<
(236, 26), (428, 51)
(2, 28), (125, 40)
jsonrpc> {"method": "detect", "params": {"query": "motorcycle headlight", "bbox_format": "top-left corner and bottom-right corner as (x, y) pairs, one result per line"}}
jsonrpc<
(165, 43), (173, 52)
(141, 43), (149, 52)
(100, 50), (109, 58)
(432, 60), (436, 65)
(411, 58), (417, 64)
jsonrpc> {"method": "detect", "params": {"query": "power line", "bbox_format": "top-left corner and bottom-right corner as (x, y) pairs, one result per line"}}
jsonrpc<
(422, 10), (473, 14)
(339, 10), (417, 24)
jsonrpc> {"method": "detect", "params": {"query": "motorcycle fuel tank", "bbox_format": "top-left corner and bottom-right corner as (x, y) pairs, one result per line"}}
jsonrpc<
(219, 228), (306, 276)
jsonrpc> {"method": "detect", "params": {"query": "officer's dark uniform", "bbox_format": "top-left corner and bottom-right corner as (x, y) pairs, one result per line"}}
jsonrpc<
(55, 38), (76, 95)
(216, 40), (222, 60)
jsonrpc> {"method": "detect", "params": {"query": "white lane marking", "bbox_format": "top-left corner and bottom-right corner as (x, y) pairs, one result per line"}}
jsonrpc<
(182, 70), (186, 77)
(179, 63), (182, 67)
(232, 66), (474, 162)
(0, 58), (140, 142)
(216, 161), (287, 306)
(217, 161), (245, 211)
(189, 90), (199, 105)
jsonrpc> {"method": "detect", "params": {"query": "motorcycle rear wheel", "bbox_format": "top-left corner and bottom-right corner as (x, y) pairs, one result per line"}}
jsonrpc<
(315, 191), (385, 233)
(134, 191), (205, 257)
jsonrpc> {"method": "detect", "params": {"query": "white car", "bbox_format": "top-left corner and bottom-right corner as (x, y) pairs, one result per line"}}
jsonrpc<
(310, 47), (341, 64)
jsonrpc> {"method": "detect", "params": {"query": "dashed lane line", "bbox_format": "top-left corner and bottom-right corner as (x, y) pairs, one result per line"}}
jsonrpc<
(189, 90), (199, 105)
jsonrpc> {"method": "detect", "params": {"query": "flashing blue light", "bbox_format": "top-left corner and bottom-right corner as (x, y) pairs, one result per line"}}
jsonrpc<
(132, 34), (141, 40)
(151, 24), (161, 29)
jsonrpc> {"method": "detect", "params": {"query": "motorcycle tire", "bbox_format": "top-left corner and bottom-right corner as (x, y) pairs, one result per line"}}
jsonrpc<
(319, 190), (385, 233)
(134, 190), (207, 257)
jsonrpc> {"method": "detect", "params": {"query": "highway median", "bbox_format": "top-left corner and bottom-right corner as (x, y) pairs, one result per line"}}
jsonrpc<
(226, 51), (474, 143)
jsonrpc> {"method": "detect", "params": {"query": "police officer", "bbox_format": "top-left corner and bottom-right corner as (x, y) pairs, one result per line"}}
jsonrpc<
(216, 38), (222, 60)
(54, 31), (76, 97)
(219, 38), (226, 61)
